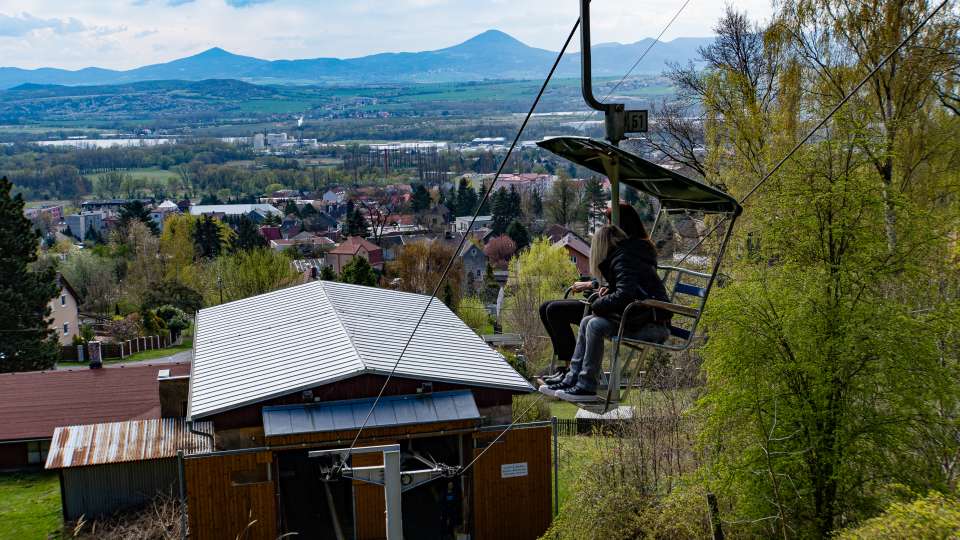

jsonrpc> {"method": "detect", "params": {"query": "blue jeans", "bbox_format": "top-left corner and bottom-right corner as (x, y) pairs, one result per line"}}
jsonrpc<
(562, 315), (615, 392)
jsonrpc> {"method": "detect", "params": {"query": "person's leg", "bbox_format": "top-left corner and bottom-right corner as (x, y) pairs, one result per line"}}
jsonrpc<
(572, 316), (616, 393)
(545, 300), (586, 362)
(558, 315), (593, 386)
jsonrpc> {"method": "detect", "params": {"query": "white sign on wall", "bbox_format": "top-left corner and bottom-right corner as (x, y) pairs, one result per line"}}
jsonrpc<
(500, 462), (528, 479)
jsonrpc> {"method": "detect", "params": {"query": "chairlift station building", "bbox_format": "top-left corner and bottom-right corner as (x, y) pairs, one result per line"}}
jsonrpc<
(182, 280), (551, 540)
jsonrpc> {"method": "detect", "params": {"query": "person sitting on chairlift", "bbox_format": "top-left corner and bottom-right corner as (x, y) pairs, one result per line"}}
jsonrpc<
(540, 223), (672, 402)
(538, 203), (649, 387)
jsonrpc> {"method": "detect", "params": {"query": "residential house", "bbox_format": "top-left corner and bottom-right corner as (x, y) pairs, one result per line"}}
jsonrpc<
(460, 242), (488, 292)
(24, 204), (63, 222)
(258, 226), (282, 243)
(280, 214), (302, 239)
(49, 273), (80, 345)
(0, 362), (191, 470)
(189, 203), (283, 220)
(270, 232), (334, 255)
(327, 236), (384, 273)
(149, 199), (180, 233)
(180, 281), (549, 540)
(453, 215), (493, 233)
(555, 232), (592, 277)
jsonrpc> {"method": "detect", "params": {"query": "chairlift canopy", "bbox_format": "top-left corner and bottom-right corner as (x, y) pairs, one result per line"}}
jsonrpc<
(537, 136), (741, 215)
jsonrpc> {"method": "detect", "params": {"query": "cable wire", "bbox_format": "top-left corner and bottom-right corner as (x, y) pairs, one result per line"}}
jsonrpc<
(574, 0), (694, 133)
(340, 17), (582, 457)
(672, 0), (950, 268)
(460, 393), (548, 475)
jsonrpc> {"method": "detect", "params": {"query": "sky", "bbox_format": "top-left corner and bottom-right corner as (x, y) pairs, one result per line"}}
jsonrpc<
(0, 0), (774, 70)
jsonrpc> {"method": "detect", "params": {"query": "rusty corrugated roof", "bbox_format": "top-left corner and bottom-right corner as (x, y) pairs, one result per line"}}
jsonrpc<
(45, 417), (213, 469)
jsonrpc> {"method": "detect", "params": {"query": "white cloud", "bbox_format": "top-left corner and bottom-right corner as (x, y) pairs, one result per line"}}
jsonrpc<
(0, 0), (775, 70)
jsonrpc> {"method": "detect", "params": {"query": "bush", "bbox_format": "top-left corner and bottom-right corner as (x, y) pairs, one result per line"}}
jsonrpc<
(512, 394), (551, 423)
(457, 296), (492, 334)
(836, 492), (960, 539)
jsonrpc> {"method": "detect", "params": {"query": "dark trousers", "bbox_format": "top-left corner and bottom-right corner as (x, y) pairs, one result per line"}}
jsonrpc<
(539, 299), (587, 363)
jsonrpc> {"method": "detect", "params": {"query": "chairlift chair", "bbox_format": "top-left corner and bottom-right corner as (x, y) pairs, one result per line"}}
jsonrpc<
(537, 136), (742, 413)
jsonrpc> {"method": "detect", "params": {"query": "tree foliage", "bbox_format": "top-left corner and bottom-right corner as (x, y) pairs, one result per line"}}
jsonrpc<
(388, 241), (463, 304)
(0, 177), (59, 372)
(677, 3), (960, 537)
(339, 255), (379, 287)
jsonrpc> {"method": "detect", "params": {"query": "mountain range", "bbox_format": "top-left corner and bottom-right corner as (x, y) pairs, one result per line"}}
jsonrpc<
(0, 30), (709, 89)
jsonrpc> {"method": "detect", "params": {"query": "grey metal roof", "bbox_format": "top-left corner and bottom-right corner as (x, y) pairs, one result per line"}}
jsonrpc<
(189, 203), (282, 216)
(188, 281), (532, 419)
(45, 418), (213, 469)
(262, 390), (479, 437)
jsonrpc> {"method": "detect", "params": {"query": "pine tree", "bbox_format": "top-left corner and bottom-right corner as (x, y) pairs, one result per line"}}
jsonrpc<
(506, 220), (530, 251)
(455, 178), (478, 216)
(83, 223), (101, 244)
(490, 187), (510, 234)
(531, 189), (544, 218)
(284, 200), (300, 217)
(119, 200), (159, 235)
(232, 215), (266, 252)
(583, 177), (606, 231)
(339, 256), (378, 287)
(0, 177), (60, 372)
(193, 215), (223, 259)
(411, 184), (431, 213)
(344, 208), (368, 237)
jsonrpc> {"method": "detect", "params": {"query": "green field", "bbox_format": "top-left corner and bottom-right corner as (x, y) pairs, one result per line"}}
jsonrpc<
(0, 473), (62, 540)
(84, 167), (177, 183)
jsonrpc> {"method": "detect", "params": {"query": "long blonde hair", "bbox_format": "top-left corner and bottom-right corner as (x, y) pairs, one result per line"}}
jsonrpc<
(590, 225), (628, 279)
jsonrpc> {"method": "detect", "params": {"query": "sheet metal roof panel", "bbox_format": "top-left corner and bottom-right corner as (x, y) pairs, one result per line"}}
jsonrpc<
(188, 282), (365, 419)
(262, 391), (480, 437)
(45, 418), (213, 469)
(189, 281), (530, 419)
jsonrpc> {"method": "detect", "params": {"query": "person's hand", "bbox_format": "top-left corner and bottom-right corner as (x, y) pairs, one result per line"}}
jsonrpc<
(571, 281), (593, 292)
(598, 286), (609, 297)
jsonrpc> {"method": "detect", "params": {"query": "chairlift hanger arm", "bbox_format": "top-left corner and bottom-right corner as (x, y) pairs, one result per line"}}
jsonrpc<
(579, 0), (645, 145)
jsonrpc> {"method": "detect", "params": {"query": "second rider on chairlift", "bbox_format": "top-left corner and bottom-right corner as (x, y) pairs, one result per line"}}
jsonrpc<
(540, 221), (672, 403)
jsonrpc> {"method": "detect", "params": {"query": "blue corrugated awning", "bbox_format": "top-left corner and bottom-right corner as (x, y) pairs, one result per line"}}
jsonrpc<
(262, 390), (480, 437)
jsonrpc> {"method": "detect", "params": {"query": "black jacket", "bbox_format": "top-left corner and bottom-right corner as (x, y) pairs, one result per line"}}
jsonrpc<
(590, 237), (672, 324)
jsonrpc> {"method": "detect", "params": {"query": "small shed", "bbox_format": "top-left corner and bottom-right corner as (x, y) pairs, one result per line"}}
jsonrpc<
(46, 418), (213, 520)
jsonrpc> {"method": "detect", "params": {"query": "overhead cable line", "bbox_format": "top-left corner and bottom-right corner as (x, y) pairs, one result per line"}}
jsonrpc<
(459, 393), (548, 475)
(673, 0), (950, 267)
(574, 0), (694, 133)
(341, 17), (583, 458)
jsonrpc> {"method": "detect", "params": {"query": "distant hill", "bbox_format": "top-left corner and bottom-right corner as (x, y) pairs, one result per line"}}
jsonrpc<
(0, 30), (710, 89)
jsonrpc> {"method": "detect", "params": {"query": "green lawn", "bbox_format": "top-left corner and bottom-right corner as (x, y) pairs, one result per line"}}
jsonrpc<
(58, 338), (192, 368)
(0, 473), (62, 540)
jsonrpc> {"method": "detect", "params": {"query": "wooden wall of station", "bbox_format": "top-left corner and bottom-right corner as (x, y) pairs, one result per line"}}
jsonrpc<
(471, 425), (552, 540)
(184, 450), (277, 540)
(184, 424), (552, 540)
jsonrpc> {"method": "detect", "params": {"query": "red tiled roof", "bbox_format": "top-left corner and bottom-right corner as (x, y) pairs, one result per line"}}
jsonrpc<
(0, 363), (191, 442)
(329, 236), (382, 256)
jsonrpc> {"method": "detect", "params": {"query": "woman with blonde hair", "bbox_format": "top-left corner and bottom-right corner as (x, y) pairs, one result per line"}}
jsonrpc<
(540, 223), (671, 403)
